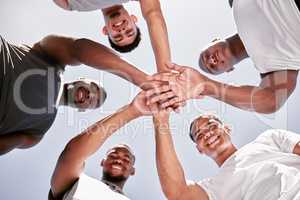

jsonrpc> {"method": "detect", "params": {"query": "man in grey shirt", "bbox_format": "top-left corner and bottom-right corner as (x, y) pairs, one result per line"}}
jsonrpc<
(0, 34), (152, 155)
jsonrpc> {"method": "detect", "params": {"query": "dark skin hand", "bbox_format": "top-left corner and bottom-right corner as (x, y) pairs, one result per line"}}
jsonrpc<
(146, 64), (298, 114)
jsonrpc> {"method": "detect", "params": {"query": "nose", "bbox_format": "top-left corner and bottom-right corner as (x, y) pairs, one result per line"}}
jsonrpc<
(208, 55), (218, 66)
(115, 20), (127, 32)
(114, 159), (123, 165)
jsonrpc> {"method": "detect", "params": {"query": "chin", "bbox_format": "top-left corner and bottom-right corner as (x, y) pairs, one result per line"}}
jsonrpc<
(107, 173), (127, 182)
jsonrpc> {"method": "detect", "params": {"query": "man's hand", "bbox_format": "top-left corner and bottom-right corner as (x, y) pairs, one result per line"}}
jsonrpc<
(130, 90), (175, 117)
(146, 63), (207, 109)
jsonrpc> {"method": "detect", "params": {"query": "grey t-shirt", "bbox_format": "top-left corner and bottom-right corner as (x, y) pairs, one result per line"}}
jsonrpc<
(0, 36), (64, 136)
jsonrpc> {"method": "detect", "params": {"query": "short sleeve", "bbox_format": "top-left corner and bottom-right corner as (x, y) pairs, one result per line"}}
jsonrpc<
(197, 179), (218, 200)
(255, 129), (300, 153)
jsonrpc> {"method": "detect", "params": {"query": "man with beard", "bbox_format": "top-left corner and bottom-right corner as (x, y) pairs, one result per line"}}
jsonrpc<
(152, 112), (300, 200)
(0, 33), (152, 155)
(48, 91), (154, 200)
(53, 0), (171, 71)
(145, 0), (300, 113)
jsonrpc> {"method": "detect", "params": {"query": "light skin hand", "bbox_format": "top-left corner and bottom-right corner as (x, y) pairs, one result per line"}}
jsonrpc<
(146, 63), (206, 108)
(153, 105), (208, 200)
(130, 91), (174, 117)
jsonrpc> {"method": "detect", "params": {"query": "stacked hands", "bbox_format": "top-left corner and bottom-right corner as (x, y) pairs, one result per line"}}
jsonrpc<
(130, 63), (209, 118)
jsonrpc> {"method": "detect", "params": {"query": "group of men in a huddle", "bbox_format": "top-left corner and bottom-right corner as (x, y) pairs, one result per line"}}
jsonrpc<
(1, 0), (300, 199)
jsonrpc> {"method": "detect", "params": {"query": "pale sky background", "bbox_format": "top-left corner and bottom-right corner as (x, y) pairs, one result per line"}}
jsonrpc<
(1, 0), (300, 200)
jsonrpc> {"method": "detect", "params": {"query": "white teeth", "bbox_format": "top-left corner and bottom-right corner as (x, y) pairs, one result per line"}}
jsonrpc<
(115, 22), (123, 26)
(209, 136), (220, 146)
(112, 165), (122, 170)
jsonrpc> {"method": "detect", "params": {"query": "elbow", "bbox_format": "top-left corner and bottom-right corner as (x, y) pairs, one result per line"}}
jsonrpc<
(262, 102), (279, 114)
(254, 95), (281, 114)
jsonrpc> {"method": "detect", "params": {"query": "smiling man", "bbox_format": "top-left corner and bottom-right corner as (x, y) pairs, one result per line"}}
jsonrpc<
(145, 0), (300, 114)
(54, 0), (171, 71)
(153, 112), (300, 200)
(49, 91), (155, 200)
(0, 33), (153, 155)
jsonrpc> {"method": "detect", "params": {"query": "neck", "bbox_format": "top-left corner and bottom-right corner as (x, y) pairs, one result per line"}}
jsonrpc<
(101, 175), (126, 191)
(213, 145), (237, 167)
(59, 84), (69, 106)
(101, 5), (124, 16)
(226, 34), (248, 65)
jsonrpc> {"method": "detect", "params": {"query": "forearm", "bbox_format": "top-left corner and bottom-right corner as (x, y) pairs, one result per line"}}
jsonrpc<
(146, 11), (171, 72)
(65, 105), (140, 162)
(153, 117), (187, 199)
(141, 0), (171, 72)
(204, 79), (278, 114)
(73, 38), (149, 87)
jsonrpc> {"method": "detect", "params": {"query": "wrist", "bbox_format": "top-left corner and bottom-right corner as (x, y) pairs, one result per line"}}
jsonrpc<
(153, 114), (169, 123)
(193, 74), (211, 97)
(127, 104), (143, 119)
(204, 78), (221, 97)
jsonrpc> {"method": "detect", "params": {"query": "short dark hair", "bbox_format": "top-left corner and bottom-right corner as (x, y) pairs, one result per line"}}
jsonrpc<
(108, 27), (141, 53)
(189, 120), (196, 142)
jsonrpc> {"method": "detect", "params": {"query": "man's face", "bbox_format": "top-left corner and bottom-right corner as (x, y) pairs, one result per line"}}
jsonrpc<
(190, 116), (232, 158)
(103, 8), (138, 47)
(199, 40), (235, 75)
(68, 80), (106, 110)
(101, 147), (135, 180)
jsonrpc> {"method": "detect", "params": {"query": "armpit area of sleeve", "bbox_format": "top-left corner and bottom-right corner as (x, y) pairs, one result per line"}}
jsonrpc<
(195, 179), (217, 200)
(283, 130), (300, 153)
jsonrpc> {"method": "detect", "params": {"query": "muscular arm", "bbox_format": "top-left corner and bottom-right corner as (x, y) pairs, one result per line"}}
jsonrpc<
(140, 0), (171, 72)
(205, 70), (298, 114)
(50, 105), (140, 197)
(0, 132), (42, 155)
(153, 116), (208, 200)
(34, 35), (148, 87)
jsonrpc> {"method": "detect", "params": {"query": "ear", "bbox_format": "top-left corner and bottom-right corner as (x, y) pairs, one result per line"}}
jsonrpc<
(100, 159), (105, 167)
(196, 144), (203, 154)
(226, 66), (235, 73)
(102, 26), (109, 36)
(130, 15), (138, 23)
(130, 167), (135, 176)
(212, 38), (221, 43)
(224, 125), (231, 133)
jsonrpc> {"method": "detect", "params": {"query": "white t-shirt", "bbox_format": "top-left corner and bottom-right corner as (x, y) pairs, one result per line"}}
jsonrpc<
(63, 173), (130, 200)
(197, 129), (300, 200)
(233, 0), (300, 74)
(66, 0), (133, 11)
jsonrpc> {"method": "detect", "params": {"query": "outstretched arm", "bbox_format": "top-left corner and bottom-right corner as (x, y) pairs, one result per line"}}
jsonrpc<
(33, 35), (148, 87)
(50, 104), (141, 197)
(153, 113), (208, 200)
(140, 0), (171, 72)
(147, 64), (298, 114)
(206, 70), (298, 113)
